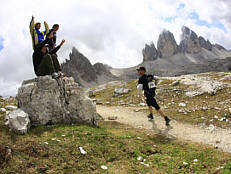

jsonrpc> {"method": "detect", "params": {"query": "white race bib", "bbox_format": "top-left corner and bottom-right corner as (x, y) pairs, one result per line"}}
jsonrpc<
(148, 82), (156, 89)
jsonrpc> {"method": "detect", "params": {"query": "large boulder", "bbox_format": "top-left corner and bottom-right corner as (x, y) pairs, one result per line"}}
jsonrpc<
(157, 30), (178, 58)
(142, 43), (158, 61)
(17, 76), (99, 126)
(179, 26), (201, 53)
(5, 109), (30, 134)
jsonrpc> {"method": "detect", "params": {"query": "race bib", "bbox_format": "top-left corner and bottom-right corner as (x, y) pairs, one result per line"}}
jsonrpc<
(148, 82), (156, 89)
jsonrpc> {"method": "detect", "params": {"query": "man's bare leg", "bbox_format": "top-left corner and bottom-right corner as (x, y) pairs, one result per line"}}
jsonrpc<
(157, 109), (171, 126)
(149, 106), (153, 114)
(157, 109), (166, 118)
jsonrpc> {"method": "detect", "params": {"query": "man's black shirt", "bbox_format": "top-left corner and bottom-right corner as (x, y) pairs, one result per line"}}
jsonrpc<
(138, 74), (156, 97)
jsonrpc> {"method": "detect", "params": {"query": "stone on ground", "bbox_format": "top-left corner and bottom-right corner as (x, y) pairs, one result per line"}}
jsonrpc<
(5, 109), (30, 134)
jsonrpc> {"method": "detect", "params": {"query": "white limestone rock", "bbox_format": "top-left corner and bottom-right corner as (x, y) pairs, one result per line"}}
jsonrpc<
(5, 109), (30, 134)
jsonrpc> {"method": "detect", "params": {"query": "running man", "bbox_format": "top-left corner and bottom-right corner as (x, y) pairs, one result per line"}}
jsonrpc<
(136, 67), (171, 126)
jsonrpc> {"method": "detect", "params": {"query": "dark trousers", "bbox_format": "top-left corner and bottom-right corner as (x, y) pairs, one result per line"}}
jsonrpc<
(36, 54), (61, 76)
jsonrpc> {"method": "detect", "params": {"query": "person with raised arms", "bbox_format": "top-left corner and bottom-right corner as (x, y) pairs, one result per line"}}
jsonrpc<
(30, 15), (49, 50)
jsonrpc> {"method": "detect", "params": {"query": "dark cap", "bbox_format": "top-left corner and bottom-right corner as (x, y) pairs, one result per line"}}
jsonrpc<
(136, 67), (146, 72)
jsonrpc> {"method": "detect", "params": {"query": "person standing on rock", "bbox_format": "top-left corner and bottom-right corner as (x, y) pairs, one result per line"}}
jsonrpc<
(136, 67), (171, 126)
(46, 24), (59, 51)
(29, 15), (49, 50)
(32, 31), (65, 78)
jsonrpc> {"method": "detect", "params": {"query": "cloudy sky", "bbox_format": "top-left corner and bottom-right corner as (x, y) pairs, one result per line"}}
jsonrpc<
(0, 0), (231, 96)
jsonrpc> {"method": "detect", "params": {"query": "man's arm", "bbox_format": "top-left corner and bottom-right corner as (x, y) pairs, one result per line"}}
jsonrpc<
(29, 16), (35, 35)
(44, 21), (49, 35)
(49, 45), (61, 54)
(49, 39), (65, 54)
(153, 76), (159, 86)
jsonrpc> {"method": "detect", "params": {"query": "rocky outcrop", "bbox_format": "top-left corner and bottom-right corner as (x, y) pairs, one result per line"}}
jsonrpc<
(17, 76), (99, 127)
(5, 109), (30, 134)
(198, 36), (212, 51)
(141, 26), (230, 63)
(61, 47), (118, 87)
(179, 26), (201, 53)
(142, 43), (158, 61)
(93, 63), (115, 77)
(114, 88), (131, 96)
(214, 44), (226, 51)
(157, 30), (178, 58)
(62, 47), (97, 86)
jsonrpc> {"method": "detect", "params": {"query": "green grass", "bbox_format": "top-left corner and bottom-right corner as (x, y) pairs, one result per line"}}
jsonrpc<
(90, 73), (231, 128)
(1, 115), (231, 174)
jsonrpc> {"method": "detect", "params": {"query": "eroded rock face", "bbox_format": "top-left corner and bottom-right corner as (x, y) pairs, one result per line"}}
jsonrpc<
(142, 43), (158, 61)
(93, 63), (115, 78)
(179, 26), (201, 53)
(62, 47), (97, 84)
(5, 109), (30, 134)
(17, 76), (99, 126)
(198, 36), (212, 51)
(157, 30), (178, 58)
(214, 44), (226, 51)
(61, 47), (118, 87)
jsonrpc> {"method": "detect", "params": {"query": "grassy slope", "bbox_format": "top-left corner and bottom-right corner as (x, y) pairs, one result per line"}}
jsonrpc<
(1, 117), (231, 173)
(91, 72), (231, 128)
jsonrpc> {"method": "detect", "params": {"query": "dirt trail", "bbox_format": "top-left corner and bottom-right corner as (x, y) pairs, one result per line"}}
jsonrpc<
(97, 105), (231, 153)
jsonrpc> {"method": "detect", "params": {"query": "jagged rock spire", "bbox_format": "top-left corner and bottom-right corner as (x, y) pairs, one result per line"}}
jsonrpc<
(142, 42), (158, 61)
(157, 30), (178, 58)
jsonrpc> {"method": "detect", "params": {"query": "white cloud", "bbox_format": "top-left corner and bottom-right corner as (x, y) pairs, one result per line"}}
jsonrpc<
(0, 0), (231, 96)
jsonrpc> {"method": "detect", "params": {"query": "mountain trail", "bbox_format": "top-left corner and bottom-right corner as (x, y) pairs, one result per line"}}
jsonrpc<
(97, 105), (231, 153)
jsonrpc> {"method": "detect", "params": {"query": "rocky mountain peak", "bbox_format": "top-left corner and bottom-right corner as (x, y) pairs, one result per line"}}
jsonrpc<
(181, 26), (198, 41)
(61, 47), (97, 86)
(61, 47), (118, 87)
(214, 43), (226, 51)
(198, 36), (212, 51)
(72, 46), (79, 53)
(93, 63), (114, 77)
(179, 26), (201, 53)
(142, 42), (158, 61)
(157, 30), (178, 58)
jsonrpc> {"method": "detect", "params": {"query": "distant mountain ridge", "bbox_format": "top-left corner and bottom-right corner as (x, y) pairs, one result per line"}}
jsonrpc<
(113, 26), (231, 80)
(142, 26), (230, 61)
